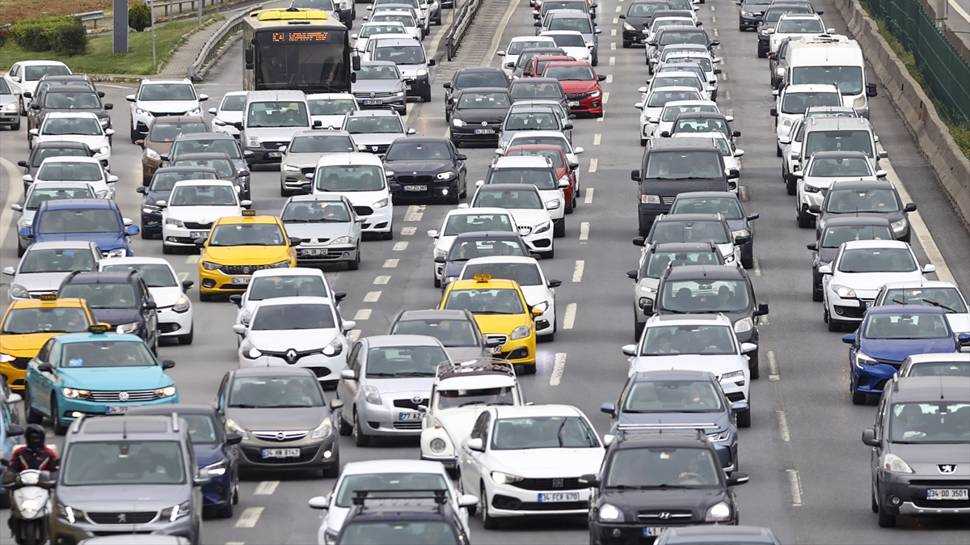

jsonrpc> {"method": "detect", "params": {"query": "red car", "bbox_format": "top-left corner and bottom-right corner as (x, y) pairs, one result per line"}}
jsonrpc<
(541, 60), (606, 117)
(523, 54), (575, 78)
(504, 143), (580, 212)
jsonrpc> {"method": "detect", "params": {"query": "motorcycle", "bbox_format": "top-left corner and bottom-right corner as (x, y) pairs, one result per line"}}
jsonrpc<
(2, 458), (55, 545)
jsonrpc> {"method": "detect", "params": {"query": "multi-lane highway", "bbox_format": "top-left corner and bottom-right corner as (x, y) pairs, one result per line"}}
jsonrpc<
(2, 0), (970, 543)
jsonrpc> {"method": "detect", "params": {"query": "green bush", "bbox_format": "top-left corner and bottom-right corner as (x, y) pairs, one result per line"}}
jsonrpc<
(10, 16), (86, 54)
(11, 18), (58, 51)
(129, 1), (153, 32)
(50, 18), (87, 55)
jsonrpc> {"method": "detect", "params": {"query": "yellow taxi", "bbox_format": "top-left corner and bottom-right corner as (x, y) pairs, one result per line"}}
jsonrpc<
(438, 274), (540, 372)
(197, 210), (297, 300)
(0, 295), (95, 391)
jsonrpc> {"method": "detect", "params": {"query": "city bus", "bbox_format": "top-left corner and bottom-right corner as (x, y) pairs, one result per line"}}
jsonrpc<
(242, 7), (356, 94)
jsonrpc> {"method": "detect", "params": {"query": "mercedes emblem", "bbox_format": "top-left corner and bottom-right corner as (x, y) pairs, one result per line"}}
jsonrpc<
(118, 391), (130, 401)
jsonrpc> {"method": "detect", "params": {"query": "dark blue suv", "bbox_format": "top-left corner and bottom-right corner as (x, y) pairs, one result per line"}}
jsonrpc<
(19, 198), (138, 257)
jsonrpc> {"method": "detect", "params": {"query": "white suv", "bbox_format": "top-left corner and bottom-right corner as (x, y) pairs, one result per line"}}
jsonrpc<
(30, 112), (114, 163)
(161, 180), (247, 253)
(311, 152), (393, 239)
(126, 78), (208, 142)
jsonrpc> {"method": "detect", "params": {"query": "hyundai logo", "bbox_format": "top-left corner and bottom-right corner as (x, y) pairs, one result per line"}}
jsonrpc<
(117, 513), (127, 523)
(118, 391), (129, 402)
(939, 464), (957, 474)
(657, 512), (671, 520)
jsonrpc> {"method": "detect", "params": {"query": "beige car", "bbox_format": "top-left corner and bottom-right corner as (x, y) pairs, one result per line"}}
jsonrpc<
(137, 115), (208, 185)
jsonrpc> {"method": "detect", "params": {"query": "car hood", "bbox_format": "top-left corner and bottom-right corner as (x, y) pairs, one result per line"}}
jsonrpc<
(472, 313), (532, 336)
(859, 337), (957, 363)
(833, 272), (924, 295)
(453, 109), (508, 124)
(629, 354), (746, 376)
(520, 285), (550, 306)
(443, 346), (488, 362)
(226, 407), (327, 431)
(384, 159), (452, 174)
(13, 271), (73, 292)
(506, 208), (551, 228)
(202, 246), (290, 264)
(888, 443), (970, 475)
(0, 332), (58, 356)
(149, 286), (184, 308)
(247, 328), (339, 350)
(397, 64), (427, 79)
(351, 133), (402, 146)
(606, 487), (727, 516)
(946, 313), (970, 334)
(136, 100), (199, 114)
(490, 448), (604, 477)
(57, 485), (186, 512)
(56, 365), (172, 390)
(284, 152), (334, 167)
(166, 205), (241, 223)
(283, 222), (354, 242)
(245, 127), (304, 141)
(90, 308), (142, 327)
(559, 81), (598, 94)
(370, 376), (435, 395)
(353, 80), (404, 93)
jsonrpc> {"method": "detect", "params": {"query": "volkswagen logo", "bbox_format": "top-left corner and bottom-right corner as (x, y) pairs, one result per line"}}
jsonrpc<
(657, 512), (671, 520)
(117, 513), (127, 523)
(939, 464), (957, 474)
(276, 432), (286, 441)
(118, 391), (129, 402)
(285, 349), (298, 364)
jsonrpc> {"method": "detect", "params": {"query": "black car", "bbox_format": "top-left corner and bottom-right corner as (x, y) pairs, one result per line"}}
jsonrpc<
(669, 191), (759, 269)
(806, 215), (893, 302)
(171, 152), (252, 201)
(164, 132), (252, 190)
(443, 68), (510, 120)
(585, 428), (748, 545)
(58, 270), (160, 353)
(137, 166), (220, 239)
(654, 264), (769, 379)
(756, 3), (816, 57)
(621, 0), (677, 47)
(18, 140), (98, 191)
(436, 231), (532, 288)
(333, 490), (471, 545)
(448, 88), (512, 148)
(737, 0), (773, 30)
(27, 85), (113, 136)
(811, 179), (916, 243)
(384, 137), (467, 203)
(656, 525), (781, 545)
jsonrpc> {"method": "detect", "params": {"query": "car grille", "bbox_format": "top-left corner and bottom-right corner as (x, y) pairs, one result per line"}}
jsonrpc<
(259, 348), (323, 364)
(834, 304), (867, 319)
(183, 221), (212, 230)
(261, 141), (289, 150)
(567, 91), (593, 100)
(511, 477), (586, 491)
(361, 144), (389, 154)
(218, 263), (278, 275)
(396, 174), (435, 185)
(8, 357), (30, 370)
(392, 421), (423, 430)
(354, 91), (396, 99)
(149, 111), (189, 118)
(353, 206), (374, 217)
(637, 509), (696, 523)
(301, 167), (316, 178)
(491, 494), (588, 511)
(726, 392), (746, 402)
(86, 511), (157, 525)
(393, 398), (428, 411)
(252, 430), (308, 442)
(88, 389), (159, 402)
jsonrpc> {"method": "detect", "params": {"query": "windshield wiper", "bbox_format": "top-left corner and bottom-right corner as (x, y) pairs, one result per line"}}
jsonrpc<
(921, 298), (957, 313)
(605, 484), (651, 490)
(556, 417), (568, 448)
(228, 404), (259, 408)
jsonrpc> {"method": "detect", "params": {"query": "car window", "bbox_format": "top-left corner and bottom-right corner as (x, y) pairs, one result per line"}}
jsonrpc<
(890, 402), (970, 443)
(882, 287), (968, 313)
(606, 447), (721, 487)
(444, 288), (525, 314)
(337, 521), (460, 545)
(63, 441), (186, 485)
(335, 473), (449, 507)
(642, 249), (721, 278)
(448, 239), (527, 261)
(59, 340), (155, 367)
(838, 248), (916, 273)
(808, 156), (872, 177)
(42, 116), (102, 136)
(315, 165), (385, 192)
(473, 188), (543, 209)
(38, 209), (120, 234)
(283, 201), (351, 222)
(488, 168), (556, 189)
(651, 220), (730, 244)
(172, 138), (241, 159)
(251, 303), (336, 330)
(443, 213), (513, 236)
(1, 307), (89, 334)
(208, 223), (285, 246)
(640, 324), (736, 355)
(308, 98), (357, 116)
(43, 91), (100, 109)
(821, 225), (893, 248)
(246, 101), (309, 128)
(60, 283), (139, 309)
(624, 380), (723, 412)
(139, 83), (197, 101)
(826, 189), (899, 213)
(221, 94), (247, 111)
(25, 65), (70, 81)
(386, 141), (452, 160)
(169, 184), (237, 206)
(491, 416), (599, 449)
(905, 361), (970, 377)
(391, 318), (479, 347)
(781, 92), (841, 114)
(864, 313), (950, 339)
(151, 170), (218, 191)
(660, 279), (750, 312)
(373, 45), (426, 64)
(148, 122), (208, 142)
(248, 275), (328, 300)
(26, 186), (96, 209)
(101, 263), (177, 288)
(647, 90), (702, 108)
(366, 346), (448, 377)
(228, 375), (324, 408)
(461, 263), (542, 286)
(457, 91), (511, 109)
(31, 147), (90, 166)
(345, 115), (404, 133)
(289, 134), (356, 153)
(670, 197), (743, 219)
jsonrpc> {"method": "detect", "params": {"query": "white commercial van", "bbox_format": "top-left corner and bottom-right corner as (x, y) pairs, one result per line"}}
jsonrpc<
(783, 35), (877, 118)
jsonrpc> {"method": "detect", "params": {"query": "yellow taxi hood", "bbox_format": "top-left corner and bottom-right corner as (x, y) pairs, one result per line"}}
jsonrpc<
(471, 313), (533, 335)
(202, 245), (291, 264)
(0, 333), (55, 356)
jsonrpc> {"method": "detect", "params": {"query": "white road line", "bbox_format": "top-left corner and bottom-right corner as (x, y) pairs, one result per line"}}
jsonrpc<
(602, 92), (610, 104)
(711, 4), (716, 12)
(404, 205), (425, 222)
(615, 5), (621, 12)
(787, 469), (804, 506)
(363, 290), (382, 303)
(373, 275), (391, 285)
(584, 187), (595, 204)
(605, 74), (613, 83)
(724, 89), (730, 100)
(383, 258), (399, 268)
(712, 14), (717, 24)
(549, 353), (567, 386)
(593, 133), (602, 146)
(760, 314), (771, 326)
(348, 329), (361, 341)
(563, 303), (577, 329)
(610, 42), (616, 50)
(768, 350), (780, 381)
(572, 260), (585, 282)
(485, 0), (521, 59)
(713, 28), (719, 37)
(948, 0), (970, 22)
(776, 410), (791, 442)
(884, 162), (955, 283)
(353, 309), (372, 321)
(721, 72), (727, 81)
(254, 481), (279, 495)
(752, 257), (762, 277)
(393, 241), (409, 251)
(401, 226), (417, 236)
(185, 255), (200, 264)
(579, 222), (590, 241)
(225, 542), (245, 545)
(611, 29), (617, 37)
(588, 158), (598, 173)
(235, 507), (264, 528)
(0, 158), (21, 245)
(612, 17), (618, 24)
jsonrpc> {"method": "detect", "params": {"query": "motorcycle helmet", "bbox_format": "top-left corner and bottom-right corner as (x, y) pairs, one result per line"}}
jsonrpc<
(24, 424), (45, 450)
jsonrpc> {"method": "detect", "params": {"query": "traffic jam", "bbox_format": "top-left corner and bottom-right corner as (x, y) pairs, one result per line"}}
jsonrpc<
(0, 0), (969, 544)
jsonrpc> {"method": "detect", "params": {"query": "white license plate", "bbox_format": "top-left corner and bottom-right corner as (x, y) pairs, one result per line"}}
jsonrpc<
(927, 488), (969, 500)
(189, 231), (207, 239)
(642, 527), (665, 537)
(568, 101), (580, 107)
(232, 276), (250, 285)
(537, 492), (580, 503)
(301, 248), (328, 256)
(261, 448), (301, 459)
(474, 128), (494, 134)
(398, 411), (422, 422)
(267, 151), (282, 158)
(404, 185), (427, 192)
(362, 99), (380, 105)
(106, 406), (127, 415)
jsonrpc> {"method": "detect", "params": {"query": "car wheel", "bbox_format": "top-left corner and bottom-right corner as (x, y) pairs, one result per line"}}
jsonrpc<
(553, 218), (565, 238)
(634, 319), (645, 342)
(177, 324), (194, 345)
(796, 206), (814, 228)
(871, 484), (879, 513)
(748, 349), (760, 380)
(827, 311), (841, 332)
(812, 272), (823, 302)
(480, 484), (500, 529)
(348, 247), (361, 270)
(215, 496), (234, 519)
(622, 40), (632, 48)
(322, 454), (340, 478)
(25, 387), (44, 424)
(352, 410), (371, 447)
(876, 495), (896, 527)
(434, 274), (441, 288)
(51, 398), (67, 435)
(736, 407), (751, 428)
(776, 144), (782, 158)
(544, 246), (555, 259)
(381, 229), (393, 240)
(852, 389), (868, 405)
(785, 174), (796, 196)
(162, 243), (175, 255)
(338, 408), (352, 436)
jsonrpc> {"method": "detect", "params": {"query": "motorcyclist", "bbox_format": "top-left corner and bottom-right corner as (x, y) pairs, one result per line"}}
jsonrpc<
(2, 424), (59, 485)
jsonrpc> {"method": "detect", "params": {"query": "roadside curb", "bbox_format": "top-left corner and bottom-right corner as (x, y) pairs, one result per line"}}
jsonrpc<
(836, 0), (970, 230)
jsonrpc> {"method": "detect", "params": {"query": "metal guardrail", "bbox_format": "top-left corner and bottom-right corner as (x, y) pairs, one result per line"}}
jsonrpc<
(444, 0), (483, 61)
(187, 2), (268, 81)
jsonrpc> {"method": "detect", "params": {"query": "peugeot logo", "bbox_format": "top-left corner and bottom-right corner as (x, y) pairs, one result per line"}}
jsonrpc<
(276, 432), (286, 441)
(117, 513), (127, 523)
(285, 349), (298, 364)
(657, 512), (671, 520)
(370, 92), (376, 97)
(939, 464), (957, 474)
(118, 391), (129, 401)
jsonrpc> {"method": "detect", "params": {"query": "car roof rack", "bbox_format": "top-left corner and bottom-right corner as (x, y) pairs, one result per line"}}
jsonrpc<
(436, 358), (516, 380)
(614, 423), (710, 442)
(352, 488), (449, 508)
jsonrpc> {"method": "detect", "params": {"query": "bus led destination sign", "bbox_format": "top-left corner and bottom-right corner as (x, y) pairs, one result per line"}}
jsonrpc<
(272, 31), (330, 43)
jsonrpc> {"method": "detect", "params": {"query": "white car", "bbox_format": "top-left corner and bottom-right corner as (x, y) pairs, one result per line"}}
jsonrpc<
(428, 207), (518, 287)
(307, 460), (477, 545)
(100, 257), (194, 345)
(234, 296), (355, 389)
(27, 156), (117, 199)
(502, 130), (584, 168)
(459, 256), (560, 341)
(483, 155), (568, 237)
(635, 87), (704, 146)
(365, 13), (422, 42)
(11, 182), (96, 254)
(458, 404), (605, 526)
(208, 91), (246, 137)
(353, 21), (410, 52)
(875, 280), (970, 335)
(820, 240), (935, 331)
(230, 267), (342, 329)
(794, 151), (884, 227)
(311, 152), (394, 239)
(622, 313), (754, 427)
(772, 83), (841, 147)
(4, 60), (71, 113)
(767, 14), (829, 55)
(468, 184), (555, 258)
(899, 353), (970, 377)
(4, 241), (100, 300)
(30, 112), (113, 163)
(126, 78), (208, 142)
(644, 71), (707, 102)
(498, 36), (558, 76)
(160, 180), (247, 253)
(539, 30), (592, 63)
(307, 93), (359, 130)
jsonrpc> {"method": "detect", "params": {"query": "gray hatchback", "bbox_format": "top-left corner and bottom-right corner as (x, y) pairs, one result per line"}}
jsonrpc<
(281, 194), (362, 270)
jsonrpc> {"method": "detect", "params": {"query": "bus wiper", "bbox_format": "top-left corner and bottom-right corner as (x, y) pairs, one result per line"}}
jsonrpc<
(921, 298), (956, 313)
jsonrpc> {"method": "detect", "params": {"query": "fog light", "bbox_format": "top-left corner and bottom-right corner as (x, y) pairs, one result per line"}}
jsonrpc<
(323, 450), (332, 458)
(441, 188), (449, 195)
(202, 279), (216, 288)
(612, 529), (622, 538)
(891, 496), (901, 505)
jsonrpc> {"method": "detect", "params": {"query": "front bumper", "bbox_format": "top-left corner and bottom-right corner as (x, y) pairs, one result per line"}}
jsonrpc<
(389, 176), (460, 199)
(590, 518), (736, 544)
(355, 94), (407, 113)
(450, 123), (501, 145)
(876, 472), (970, 516)
(199, 269), (253, 296)
(489, 333), (536, 367)
(0, 110), (19, 125)
(356, 204), (393, 233)
(237, 436), (339, 471)
(157, 305), (192, 338)
(850, 359), (898, 396)
(244, 145), (286, 165)
(487, 480), (591, 517)
(622, 27), (646, 44)
(568, 94), (603, 115)
(0, 357), (30, 391)
(826, 291), (869, 323)
(239, 352), (347, 386)
(295, 244), (359, 265)
(358, 401), (425, 437)
(738, 13), (763, 29)
(163, 225), (210, 247)
(57, 393), (180, 420)
(50, 512), (197, 545)
(202, 471), (234, 508)
(519, 227), (554, 255)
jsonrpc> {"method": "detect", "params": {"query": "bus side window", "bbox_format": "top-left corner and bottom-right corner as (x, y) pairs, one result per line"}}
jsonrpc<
(245, 45), (254, 69)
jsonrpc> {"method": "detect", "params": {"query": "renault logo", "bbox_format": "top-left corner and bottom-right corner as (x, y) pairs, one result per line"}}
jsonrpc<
(118, 391), (129, 401)
(117, 513), (127, 523)
(939, 464), (957, 474)
(657, 512), (671, 520)
(285, 349), (298, 364)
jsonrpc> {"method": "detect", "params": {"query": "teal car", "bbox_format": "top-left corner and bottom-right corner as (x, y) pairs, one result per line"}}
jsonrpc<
(24, 326), (178, 434)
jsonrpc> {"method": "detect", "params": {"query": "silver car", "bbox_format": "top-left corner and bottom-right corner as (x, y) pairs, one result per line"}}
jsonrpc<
(4, 241), (101, 299)
(281, 194), (362, 269)
(337, 335), (451, 445)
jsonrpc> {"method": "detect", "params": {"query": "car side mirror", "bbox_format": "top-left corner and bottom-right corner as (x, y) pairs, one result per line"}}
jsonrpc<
(125, 224), (140, 236)
(630, 169), (640, 181)
(818, 264), (832, 275)
(207, 107), (218, 115)
(427, 229), (439, 238)
(579, 473), (600, 487)
(769, 108), (778, 117)
(104, 103), (114, 110)
(456, 154), (467, 160)
(232, 324), (248, 336)
(597, 74), (607, 81)
(342, 320), (357, 332)
(727, 168), (740, 179)
(659, 131), (670, 138)
(10, 203), (23, 212)
(866, 83), (878, 97)
(634, 102), (644, 110)
(740, 342), (757, 354)
(334, 292), (347, 303)
(458, 494), (478, 508)
(329, 398), (344, 410)
(957, 332), (970, 346)
(626, 270), (638, 280)
(226, 432), (243, 445)
(465, 438), (484, 452)
(161, 359), (176, 370)
(181, 280), (194, 292)
(755, 303), (769, 316)
(922, 264), (936, 274)
(599, 403), (616, 416)
(2, 266), (15, 276)
(632, 236), (645, 247)
(875, 169), (887, 178)
(547, 279), (562, 288)
(308, 495), (331, 510)
(37, 363), (53, 373)
(806, 242), (818, 251)
(531, 307), (544, 317)
(621, 344), (637, 357)
(228, 294), (242, 307)
(808, 204), (821, 213)
(18, 226), (33, 238)
(406, 128), (417, 135)
(28, 129), (39, 137)
(904, 203), (917, 213)
(17, 160), (27, 168)
(727, 473), (749, 486)
(341, 369), (356, 380)
(861, 428), (878, 447)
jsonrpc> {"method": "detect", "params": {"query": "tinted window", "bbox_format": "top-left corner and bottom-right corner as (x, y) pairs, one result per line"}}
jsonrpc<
(289, 134), (355, 153)
(781, 92), (842, 114)
(548, 33), (586, 48)
(508, 40), (555, 55)
(248, 275), (328, 300)
(169, 184), (237, 206)
(436, 386), (514, 409)
(335, 473), (449, 507)
(662, 104), (718, 122)
(208, 223), (285, 246)
(366, 345), (449, 377)
(647, 89), (702, 107)
(448, 239), (527, 261)
(373, 45), (425, 64)
(443, 213), (513, 236)
(171, 138), (241, 159)
(246, 101), (310, 128)
(25, 186), (94, 209)
(173, 158), (234, 178)
(642, 250), (721, 278)
(670, 197), (743, 219)
(461, 262), (542, 286)
(457, 91), (511, 109)
(606, 447), (721, 487)
(38, 209), (119, 234)
(504, 112), (559, 130)
(345, 115), (403, 133)
(283, 201), (351, 222)
(548, 17), (593, 33)
(473, 188), (543, 209)
(60, 340), (155, 367)
(101, 263), (177, 288)
(182, 414), (218, 443)
(357, 64), (400, 80)
(31, 147), (90, 166)
(386, 141), (452, 160)
(337, 521), (459, 545)
(251, 303), (336, 330)
(651, 220), (730, 244)
(544, 66), (595, 80)
(391, 318), (479, 347)
(63, 441), (185, 486)
(42, 117), (101, 136)
(60, 283), (138, 309)
(444, 288), (525, 314)
(148, 122), (208, 141)
(624, 380), (723, 412)
(821, 225), (893, 248)
(139, 83), (197, 101)
(660, 279), (751, 312)
(641, 324), (736, 355)
(24, 65), (70, 81)
(455, 71), (508, 88)
(488, 168), (556, 189)
(777, 18), (824, 32)
(221, 94), (247, 111)
(838, 248), (916, 273)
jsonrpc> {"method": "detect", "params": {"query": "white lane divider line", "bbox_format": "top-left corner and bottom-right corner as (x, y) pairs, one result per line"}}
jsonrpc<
(588, 158), (598, 173)
(752, 257), (762, 277)
(383, 258), (399, 268)
(609, 56), (616, 66)
(562, 303), (577, 330)
(615, 5), (620, 12)
(549, 353), (567, 386)
(776, 410), (791, 442)
(612, 17), (618, 24)
(948, 0), (970, 22)
(584, 187), (595, 205)
(593, 133), (602, 146)
(760, 314), (771, 326)
(401, 226), (417, 236)
(235, 507), (264, 528)
(254, 481), (279, 495)
(363, 291), (382, 303)
(373, 275), (391, 285)
(225, 541), (245, 545)
(602, 92), (610, 104)
(185, 255), (200, 264)
(768, 350), (780, 381)
(611, 28), (617, 37)
(884, 162), (955, 283)
(605, 74), (613, 84)
(354, 309), (372, 321)
(572, 260), (585, 282)
(713, 28), (719, 37)
(0, 158), (22, 244)
(610, 42), (616, 50)
(579, 222), (590, 241)
(348, 329), (361, 341)
(404, 205), (425, 222)
(711, 14), (717, 24)
(787, 469), (804, 507)
(393, 241), (409, 251)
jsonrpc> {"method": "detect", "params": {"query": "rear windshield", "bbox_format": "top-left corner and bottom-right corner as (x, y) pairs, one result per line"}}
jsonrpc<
(63, 441), (185, 486)
(645, 150), (722, 179)
(821, 225), (893, 248)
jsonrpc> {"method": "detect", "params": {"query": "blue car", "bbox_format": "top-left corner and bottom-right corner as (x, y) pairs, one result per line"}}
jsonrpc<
(24, 325), (178, 434)
(843, 305), (970, 405)
(18, 198), (139, 258)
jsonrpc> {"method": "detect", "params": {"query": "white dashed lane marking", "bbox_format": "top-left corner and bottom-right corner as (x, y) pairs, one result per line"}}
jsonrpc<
(572, 260), (585, 282)
(563, 303), (577, 330)
(584, 187), (595, 205)
(373, 275), (391, 285)
(768, 350), (780, 381)
(185, 255), (200, 264)
(383, 258), (399, 268)
(363, 291), (382, 303)
(787, 469), (804, 507)
(588, 159), (598, 173)
(776, 410), (791, 442)
(235, 507), (264, 528)
(579, 222), (590, 241)
(254, 481), (279, 495)
(393, 241), (409, 251)
(549, 353), (567, 386)
(593, 133), (601, 146)
(401, 226), (417, 236)
(353, 309), (372, 321)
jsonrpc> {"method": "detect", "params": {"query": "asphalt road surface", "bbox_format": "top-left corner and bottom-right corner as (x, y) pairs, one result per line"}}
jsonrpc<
(2, 0), (970, 543)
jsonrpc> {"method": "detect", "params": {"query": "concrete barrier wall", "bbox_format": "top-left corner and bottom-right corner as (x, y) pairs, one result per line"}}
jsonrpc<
(836, 0), (970, 228)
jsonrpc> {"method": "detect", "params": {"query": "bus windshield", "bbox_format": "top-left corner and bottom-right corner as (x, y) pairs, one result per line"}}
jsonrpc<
(253, 29), (350, 92)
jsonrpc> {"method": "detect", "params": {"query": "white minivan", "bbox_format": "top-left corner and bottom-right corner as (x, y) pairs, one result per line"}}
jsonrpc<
(311, 153), (394, 239)
(784, 36), (877, 118)
(220, 90), (318, 167)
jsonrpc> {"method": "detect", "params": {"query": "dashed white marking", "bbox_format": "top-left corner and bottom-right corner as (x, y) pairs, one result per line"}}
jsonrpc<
(401, 226), (417, 236)
(588, 158), (598, 173)
(610, 42), (616, 50)
(254, 481), (279, 495)
(185, 255), (200, 264)
(593, 133), (602, 146)
(605, 74), (613, 83)
(760, 314), (771, 326)
(752, 258), (762, 277)
(602, 92), (610, 104)
(611, 28), (617, 37)
(721, 72), (727, 81)
(572, 260), (585, 282)
(787, 469), (804, 506)
(884, 162), (955, 283)
(615, 5), (621, 12)
(579, 222), (590, 241)
(563, 303), (577, 329)
(393, 241), (409, 251)
(768, 350), (780, 382)
(776, 410), (791, 442)
(404, 205), (425, 222)
(225, 541), (245, 545)
(373, 275), (391, 285)
(584, 187), (595, 204)
(348, 329), (361, 341)
(235, 507), (264, 528)
(550, 353), (567, 386)
(612, 17), (618, 24)
(383, 258), (399, 268)
(354, 309), (372, 321)
(712, 14), (717, 24)
(713, 28), (719, 37)
(724, 89), (730, 101)
(363, 291), (382, 303)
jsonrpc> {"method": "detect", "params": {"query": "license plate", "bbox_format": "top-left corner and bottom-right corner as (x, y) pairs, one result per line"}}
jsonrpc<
(189, 230), (207, 239)
(569, 101), (580, 107)
(642, 527), (665, 537)
(232, 276), (250, 285)
(106, 406), (127, 415)
(398, 411), (422, 422)
(261, 448), (301, 459)
(537, 492), (581, 503)
(404, 185), (427, 192)
(267, 151), (282, 158)
(301, 248), (327, 256)
(927, 488), (969, 500)
(474, 128), (494, 134)
(362, 99), (380, 105)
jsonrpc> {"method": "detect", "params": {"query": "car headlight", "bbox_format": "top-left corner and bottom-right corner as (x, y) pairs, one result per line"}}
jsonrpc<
(721, 370), (745, 382)
(322, 337), (343, 357)
(116, 322), (140, 334)
(741, 10), (753, 16)
(623, 22), (636, 31)
(732, 229), (750, 239)
(247, 135), (260, 147)
(706, 428), (730, 442)
(8, 284), (29, 299)
(160, 500), (192, 522)
(640, 194), (660, 204)
(890, 218), (907, 233)
(832, 284), (856, 299)
(598, 503), (623, 521)
(62, 387), (91, 399)
(202, 459), (228, 477)
(323, 529), (339, 545)
(328, 235), (352, 246)
(135, 107), (149, 116)
(243, 346), (262, 359)
(363, 385), (382, 405)
(854, 352), (878, 367)
(452, 118), (465, 127)
(283, 164), (300, 172)
(533, 221), (551, 234)
(225, 418), (251, 440)
(545, 199), (561, 210)
(734, 317), (753, 333)
(510, 325), (531, 340)
(202, 260), (220, 271)
(491, 471), (524, 485)
(173, 294), (191, 313)
(533, 301), (550, 314)
(395, 91), (406, 97)
(309, 418), (333, 440)
(145, 147), (161, 161)
(57, 503), (85, 524)
(436, 171), (456, 180)
(374, 198), (390, 208)
(166, 217), (186, 228)
(881, 453), (914, 474)
(416, 68), (429, 76)
(154, 385), (177, 398)
(430, 437), (449, 453)
(803, 184), (823, 193)
(705, 501), (732, 522)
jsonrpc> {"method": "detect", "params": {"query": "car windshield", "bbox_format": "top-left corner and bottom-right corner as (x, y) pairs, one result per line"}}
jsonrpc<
(647, 90), (702, 107)
(31, 147), (90, 166)
(229, 375), (324, 408)
(337, 521), (459, 545)
(0, 79), (9, 94)
(43, 91), (100, 109)
(792, 66), (864, 95)
(906, 361), (970, 377)
(221, 94), (246, 111)
(315, 165), (385, 192)
(765, 6), (812, 22)
(457, 91), (511, 109)
(359, 24), (405, 38)
(508, 136), (568, 151)
(345, 115), (403, 133)
(290, 135), (355, 153)
(373, 45), (425, 64)
(308, 98), (357, 116)
(20, 248), (96, 274)
(448, 240), (526, 261)
(643, 250), (721, 278)
(63, 441), (185, 486)
(491, 416), (598, 450)
(651, 220), (729, 244)
(151, 170), (217, 191)
(461, 263), (542, 286)
(671, 197), (743, 219)
(60, 340), (155, 367)
(662, 104), (717, 122)
(139, 83), (196, 101)
(251, 303), (335, 330)
(173, 158), (234, 178)
(437, 386), (514, 409)
(172, 138), (241, 159)
(358, 64), (401, 80)
(808, 157), (872, 177)
(864, 313), (950, 339)
(505, 112), (559, 131)
(283, 201), (351, 223)
(366, 345), (449, 377)
(248, 275), (328, 300)
(25, 186), (95, 210)
(60, 283), (138, 309)
(827, 189), (899, 213)
(606, 447), (721, 488)
(386, 141), (452, 160)
(890, 402), (970, 444)
(547, 33), (586, 48)
(1, 307), (89, 334)
(549, 17), (593, 33)
(42, 117), (102, 136)
(655, 76), (702, 90)
(781, 92), (841, 114)
(148, 122), (208, 142)
(25, 65), (71, 80)
(37, 162), (102, 182)
(208, 223), (285, 246)
(473, 188), (543, 209)
(38, 209), (119, 234)
(489, 168), (556, 189)
(628, 2), (671, 16)
(668, 56), (714, 72)
(371, 14), (416, 26)
(884, 287), (968, 313)
(335, 474), (449, 507)
(101, 263), (177, 288)
(169, 184), (237, 206)
(391, 319), (478, 347)
(821, 224), (893, 247)
(445, 288), (525, 314)
(455, 71), (507, 89)
(246, 101), (309, 128)
(508, 40), (555, 55)
(443, 213), (513, 236)
(838, 248), (916, 273)
(661, 279), (751, 312)
(641, 324), (736, 355)
(673, 118), (729, 137)
(777, 18), (824, 32)
(510, 82), (563, 100)
(805, 130), (875, 158)
(659, 30), (707, 46)
(545, 65), (594, 80)
(624, 379), (723, 412)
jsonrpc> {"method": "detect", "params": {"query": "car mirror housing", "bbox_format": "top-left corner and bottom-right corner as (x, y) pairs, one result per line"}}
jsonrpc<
(861, 427), (879, 447)
(465, 438), (484, 452)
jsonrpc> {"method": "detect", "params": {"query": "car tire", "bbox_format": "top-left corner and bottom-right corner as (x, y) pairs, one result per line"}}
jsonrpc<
(177, 324), (194, 345)
(352, 410), (371, 447)
(877, 497), (896, 528)
(544, 247), (555, 259)
(796, 206), (814, 228)
(785, 174), (796, 196)
(539, 315), (556, 342)
(736, 407), (751, 428)
(434, 274), (441, 288)
(515, 363), (536, 375)
(826, 311), (841, 332)
(25, 388), (44, 424)
(812, 272), (823, 302)
(480, 484), (500, 529)
(634, 318), (645, 341)
(553, 218), (565, 238)
(51, 398), (67, 435)
(17, 242), (26, 257)
(199, 292), (217, 302)
(322, 455), (340, 478)
(338, 409), (352, 436)
(748, 349), (760, 380)
(870, 484), (879, 513)
(381, 230), (393, 241)
(348, 247), (361, 270)
(214, 497), (234, 519)
(852, 389), (868, 405)
(162, 243), (175, 255)
(12, 120), (20, 131)
(622, 40), (632, 48)
(422, 91), (432, 103)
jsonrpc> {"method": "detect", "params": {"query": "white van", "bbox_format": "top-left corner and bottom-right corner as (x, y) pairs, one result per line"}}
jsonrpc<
(784, 36), (877, 118)
(221, 90), (318, 167)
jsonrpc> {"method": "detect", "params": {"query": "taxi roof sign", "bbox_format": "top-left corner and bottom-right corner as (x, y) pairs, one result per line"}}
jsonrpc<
(255, 7), (330, 21)
(473, 273), (493, 283)
(88, 323), (111, 334)
(241, 209), (257, 217)
(39, 293), (58, 301)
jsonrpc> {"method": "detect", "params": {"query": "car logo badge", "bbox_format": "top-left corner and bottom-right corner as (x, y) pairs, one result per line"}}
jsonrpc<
(118, 391), (129, 401)
(412, 395), (424, 405)
(372, 146), (379, 151)
(481, 121), (488, 127)
(243, 266), (251, 274)
(412, 171), (417, 175)
(657, 512), (671, 520)
(277, 432), (286, 441)
(370, 92), (376, 97)
(286, 349), (298, 363)
(939, 464), (957, 474)
(552, 478), (564, 488)
(117, 513), (126, 523)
